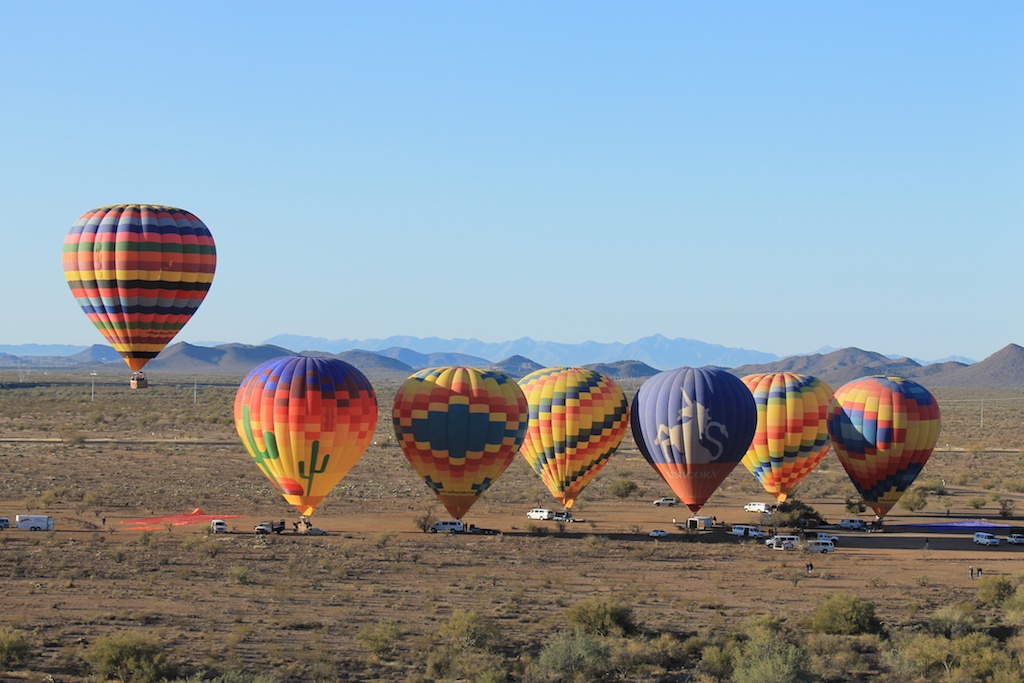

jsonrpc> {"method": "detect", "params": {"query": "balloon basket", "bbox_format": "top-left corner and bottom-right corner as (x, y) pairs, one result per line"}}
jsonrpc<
(130, 373), (149, 389)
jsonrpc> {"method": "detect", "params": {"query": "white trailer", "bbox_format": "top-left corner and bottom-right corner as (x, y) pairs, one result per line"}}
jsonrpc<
(15, 515), (53, 531)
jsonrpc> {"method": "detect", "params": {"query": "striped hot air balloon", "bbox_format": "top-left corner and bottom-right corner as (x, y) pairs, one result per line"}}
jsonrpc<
(235, 356), (378, 517)
(393, 367), (528, 520)
(827, 376), (940, 519)
(62, 204), (216, 385)
(631, 367), (757, 513)
(518, 367), (629, 509)
(741, 372), (833, 503)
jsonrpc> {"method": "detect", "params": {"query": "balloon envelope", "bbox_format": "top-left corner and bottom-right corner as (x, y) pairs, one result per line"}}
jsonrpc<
(631, 367), (757, 513)
(826, 376), (940, 518)
(62, 204), (217, 372)
(518, 367), (629, 509)
(235, 356), (378, 516)
(741, 373), (833, 503)
(393, 367), (528, 519)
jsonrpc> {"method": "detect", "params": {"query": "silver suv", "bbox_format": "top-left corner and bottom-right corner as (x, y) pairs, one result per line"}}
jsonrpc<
(653, 497), (677, 507)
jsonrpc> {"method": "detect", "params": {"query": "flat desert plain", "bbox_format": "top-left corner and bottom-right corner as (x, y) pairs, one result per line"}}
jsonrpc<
(0, 374), (1023, 682)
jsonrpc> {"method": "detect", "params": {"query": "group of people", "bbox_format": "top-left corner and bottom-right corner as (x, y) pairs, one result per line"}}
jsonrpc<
(969, 565), (984, 579)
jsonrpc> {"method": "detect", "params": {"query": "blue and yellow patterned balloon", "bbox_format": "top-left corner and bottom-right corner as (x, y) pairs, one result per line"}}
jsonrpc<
(827, 376), (940, 518)
(518, 367), (629, 509)
(393, 367), (528, 520)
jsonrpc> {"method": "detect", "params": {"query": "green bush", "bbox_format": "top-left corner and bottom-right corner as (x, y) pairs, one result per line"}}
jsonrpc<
(0, 627), (31, 669)
(608, 479), (639, 500)
(967, 496), (987, 510)
(810, 594), (882, 635)
(765, 499), (827, 529)
(170, 673), (280, 683)
(978, 575), (1015, 607)
(438, 608), (501, 652)
(565, 594), (637, 636)
(532, 630), (611, 682)
(84, 631), (175, 683)
(928, 603), (980, 637)
(732, 627), (811, 683)
(898, 487), (929, 512)
(359, 619), (402, 660)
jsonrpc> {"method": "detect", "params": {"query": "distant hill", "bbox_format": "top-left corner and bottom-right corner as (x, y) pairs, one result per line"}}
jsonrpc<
(730, 345), (1024, 389)
(1, 339), (1021, 389)
(68, 344), (123, 364)
(330, 350), (413, 376)
(491, 355), (544, 379)
(147, 343), (295, 375)
(732, 348), (929, 387)
(263, 333), (779, 369)
(376, 347), (490, 368)
(582, 360), (660, 380)
(921, 344), (1024, 389)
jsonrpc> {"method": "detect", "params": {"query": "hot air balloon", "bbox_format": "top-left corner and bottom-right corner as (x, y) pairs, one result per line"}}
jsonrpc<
(740, 372), (833, 503)
(518, 367), (629, 509)
(827, 376), (940, 519)
(235, 356), (378, 517)
(631, 367), (757, 513)
(393, 367), (528, 520)
(62, 204), (217, 387)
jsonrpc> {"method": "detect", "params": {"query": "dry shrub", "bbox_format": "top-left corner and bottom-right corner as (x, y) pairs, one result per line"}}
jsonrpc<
(565, 594), (637, 636)
(0, 627), (31, 668)
(83, 631), (175, 683)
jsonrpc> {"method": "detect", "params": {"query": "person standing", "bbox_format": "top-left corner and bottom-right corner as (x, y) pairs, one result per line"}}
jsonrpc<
(970, 565), (975, 580)
(978, 567), (983, 578)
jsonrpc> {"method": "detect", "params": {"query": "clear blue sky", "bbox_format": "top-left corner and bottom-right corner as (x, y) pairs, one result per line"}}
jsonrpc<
(3, 2), (1021, 362)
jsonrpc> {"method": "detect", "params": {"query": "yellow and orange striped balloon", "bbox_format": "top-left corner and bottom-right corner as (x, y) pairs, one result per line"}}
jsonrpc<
(741, 373), (833, 503)
(518, 367), (629, 508)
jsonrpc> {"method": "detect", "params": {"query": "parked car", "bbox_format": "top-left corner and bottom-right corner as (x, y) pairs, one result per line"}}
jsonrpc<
(430, 520), (466, 533)
(805, 531), (839, 544)
(805, 540), (836, 553)
(838, 518), (867, 530)
(303, 527), (329, 536)
(210, 520), (227, 533)
(552, 511), (575, 522)
(770, 539), (795, 551)
(0, 517), (10, 530)
(729, 525), (766, 539)
(649, 529), (669, 538)
(254, 520), (286, 535)
(653, 497), (677, 507)
(974, 532), (1000, 546)
(1007, 534), (1024, 545)
(526, 508), (554, 520)
(765, 535), (800, 548)
(744, 502), (773, 513)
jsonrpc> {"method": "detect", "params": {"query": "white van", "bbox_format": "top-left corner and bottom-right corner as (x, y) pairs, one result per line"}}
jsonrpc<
(838, 518), (867, 530)
(430, 520), (466, 533)
(729, 525), (766, 539)
(974, 532), (1000, 546)
(806, 540), (836, 553)
(765, 534), (799, 548)
(526, 509), (554, 520)
(744, 502), (772, 513)
(210, 520), (227, 533)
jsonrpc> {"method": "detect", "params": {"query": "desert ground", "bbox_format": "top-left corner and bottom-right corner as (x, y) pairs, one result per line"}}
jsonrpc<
(1, 372), (1023, 682)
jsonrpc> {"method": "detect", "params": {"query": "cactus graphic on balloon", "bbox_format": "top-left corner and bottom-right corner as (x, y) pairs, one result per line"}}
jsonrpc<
(235, 356), (378, 517)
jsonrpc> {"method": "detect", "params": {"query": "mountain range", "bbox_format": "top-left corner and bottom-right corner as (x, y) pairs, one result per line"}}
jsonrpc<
(1, 337), (1022, 389)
